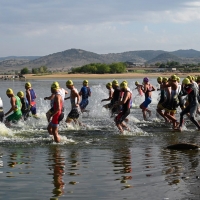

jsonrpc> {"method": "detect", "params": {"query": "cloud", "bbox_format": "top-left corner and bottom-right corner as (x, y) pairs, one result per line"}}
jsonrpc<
(144, 26), (153, 34)
(1, 0), (200, 27)
(1, 0), (200, 56)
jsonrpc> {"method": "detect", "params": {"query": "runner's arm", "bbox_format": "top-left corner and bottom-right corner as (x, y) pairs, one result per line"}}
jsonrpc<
(4, 97), (16, 116)
(44, 93), (55, 100)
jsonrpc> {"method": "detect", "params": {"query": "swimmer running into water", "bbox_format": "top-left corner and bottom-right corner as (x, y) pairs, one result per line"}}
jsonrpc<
(135, 81), (144, 96)
(140, 77), (155, 121)
(114, 81), (132, 133)
(65, 80), (82, 126)
(101, 82), (114, 109)
(44, 82), (68, 122)
(25, 82), (38, 118)
(4, 88), (22, 126)
(175, 78), (200, 132)
(17, 91), (30, 121)
(79, 80), (91, 113)
(47, 83), (64, 143)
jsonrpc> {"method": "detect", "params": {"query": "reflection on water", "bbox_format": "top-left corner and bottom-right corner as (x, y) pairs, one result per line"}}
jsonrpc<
(112, 139), (133, 190)
(48, 146), (65, 197)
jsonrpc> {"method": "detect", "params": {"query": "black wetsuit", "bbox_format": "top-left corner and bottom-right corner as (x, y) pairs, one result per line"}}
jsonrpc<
(115, 91), (131, 124)
(111, 86), (121, 115)
(20, 97), (30, 121)
(179, 84), (200, 129)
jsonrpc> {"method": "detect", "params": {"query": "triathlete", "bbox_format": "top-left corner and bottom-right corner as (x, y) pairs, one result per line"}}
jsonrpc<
(176, 78), (200, 131)
(44, 82), (67, 122)
(17, 91), (30, 121)
(140, 77), (155, 121)
(65, 80), (81, 125)
(101, 82), (114, 109)
(135, 81), (143, 96)
(110, 80), (121, 117)
(25, 82), (38, 118)
(156, 77), (169, 122)
(4, 88), (22, 126)
(114, 81), (132, 133)
(163, 75), (180, 128)
(79, 80), (91, 113)
(47, 82), (63, 143)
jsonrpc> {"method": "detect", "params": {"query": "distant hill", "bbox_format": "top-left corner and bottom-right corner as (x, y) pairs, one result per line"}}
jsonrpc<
(147, 52), (183, 64)
(102, 50), (165, 63)
(171, 49), (200, 58)
(0, 56), (40, 61)
(28, 49), (109, 69)
(1, 48), (200, 72)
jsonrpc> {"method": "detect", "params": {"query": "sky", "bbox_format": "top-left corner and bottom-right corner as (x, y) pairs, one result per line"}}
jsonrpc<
(1, 0), (200, 57)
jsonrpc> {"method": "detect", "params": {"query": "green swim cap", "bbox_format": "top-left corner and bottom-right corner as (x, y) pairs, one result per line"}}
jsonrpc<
(51, 82), (60, 90)
(123, 80), (128, 84)
(157, 77), (162, 82)
(120, 82), (128, 89)
(182, 78), (190, 85)
(106, 82), (112, 88)
(6, 88), (13, 95)
(187, 75), (192, 81)
(135, 81), (139, 86)
(83, 80), (88, 85)
(197, 76), (200, 81)
(176, 77), (180, 83)
(162, 77), (168, 83)
(171, 74), (177, 81)
(66, 80), (73, 86)
(25, 82), (31, 88)
(17, 91), (24, 97)
(112, 80), (119, 86)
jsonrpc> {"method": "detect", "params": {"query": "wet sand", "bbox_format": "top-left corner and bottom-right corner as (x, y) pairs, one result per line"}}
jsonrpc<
(24, 72), (200, 80)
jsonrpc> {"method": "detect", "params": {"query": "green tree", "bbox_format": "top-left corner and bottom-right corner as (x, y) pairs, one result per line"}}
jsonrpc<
(96, 64), (110, 74)
(110, 62), (126, 73)
(32, 68), (39, 74)
(21, 67), (29, 74)
(155, 62), (161, 67)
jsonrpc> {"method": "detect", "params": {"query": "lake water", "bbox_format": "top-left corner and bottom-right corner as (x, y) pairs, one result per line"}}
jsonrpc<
(0, 78), (200, 200)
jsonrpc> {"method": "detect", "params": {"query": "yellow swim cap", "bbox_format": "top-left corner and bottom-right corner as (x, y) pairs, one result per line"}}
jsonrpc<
(157, 77), (162, 82)
(171, 74), (177, 81)
(162, 77), (168, 83)
(187, 75), (192, 81)
(120, 82), (128, 89)
(176, 77), (180, 83)
(83, 80), (88, 85)
(112, 80), (119, 86)
(106, 82), (112, 88)
(25, 82), (31, 88)
(182, 78), (190, 85)
(17, 91), (24, 97)
(52, 81), (59, 86)
(197, 76), (200, 81)
(135, 81), (139, 86)
(6, 88), (13, 95)
(66, 80), (73, 86)
(51, 82), (60, 90)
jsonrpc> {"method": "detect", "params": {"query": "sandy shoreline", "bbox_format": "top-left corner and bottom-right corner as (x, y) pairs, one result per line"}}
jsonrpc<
(23, 72), (200, 80)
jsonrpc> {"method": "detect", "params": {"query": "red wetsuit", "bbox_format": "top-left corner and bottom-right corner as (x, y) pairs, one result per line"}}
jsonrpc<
(51, 95), (63, 125)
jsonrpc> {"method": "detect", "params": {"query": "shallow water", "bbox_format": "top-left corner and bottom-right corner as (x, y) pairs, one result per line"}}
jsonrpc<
(0, 78), (200, 199)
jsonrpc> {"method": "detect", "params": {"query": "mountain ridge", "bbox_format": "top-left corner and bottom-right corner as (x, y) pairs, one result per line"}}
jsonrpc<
(1, 48), (200, 72)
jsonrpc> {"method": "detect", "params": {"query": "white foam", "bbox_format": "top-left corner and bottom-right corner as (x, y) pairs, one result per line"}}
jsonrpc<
(0, 123), (14, 137)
